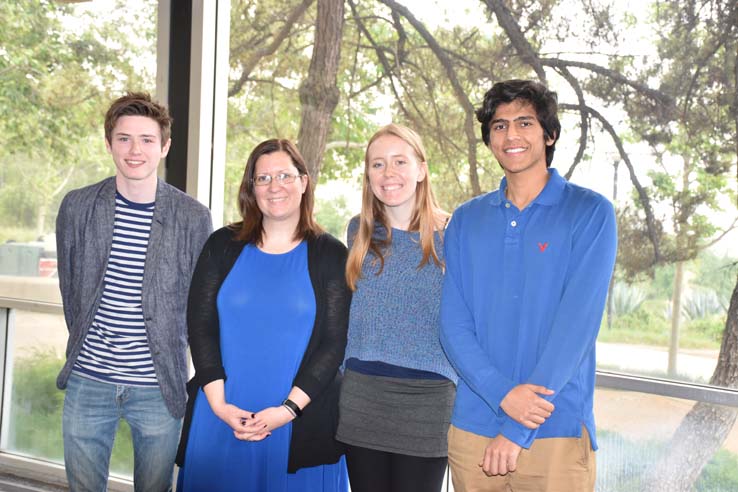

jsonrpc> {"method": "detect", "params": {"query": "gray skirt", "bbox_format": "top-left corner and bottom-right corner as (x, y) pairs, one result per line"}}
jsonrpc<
(336, 369), (456, 458)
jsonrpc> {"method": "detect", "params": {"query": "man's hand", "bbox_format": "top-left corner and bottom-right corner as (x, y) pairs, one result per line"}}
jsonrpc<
(500, 384), (555, 429)
(479, 435), (522, 476)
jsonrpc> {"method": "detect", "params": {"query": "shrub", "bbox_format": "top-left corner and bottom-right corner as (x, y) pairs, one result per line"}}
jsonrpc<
(9, 350), (133, 476)
(610, 300), (670, 335)
(685, 316), (726, 343)
(696, 449), (738, 491)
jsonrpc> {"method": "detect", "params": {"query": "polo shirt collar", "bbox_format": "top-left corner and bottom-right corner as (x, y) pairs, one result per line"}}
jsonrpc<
(489, 167), (565, 207)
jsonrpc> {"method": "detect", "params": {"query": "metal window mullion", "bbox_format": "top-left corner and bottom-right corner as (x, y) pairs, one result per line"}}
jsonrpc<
(596, 370), (738, 408)
(0, 308), (13, 450)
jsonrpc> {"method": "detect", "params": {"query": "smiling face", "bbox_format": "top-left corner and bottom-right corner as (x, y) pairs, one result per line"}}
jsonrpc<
(106, 115), (170, 192)
(488, 100), (554, 177)
(253, 150), (307, 227)
(366, 134), (427, 222)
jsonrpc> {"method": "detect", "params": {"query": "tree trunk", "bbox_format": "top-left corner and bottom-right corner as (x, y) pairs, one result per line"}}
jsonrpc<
(668, 260), (684, 377)
(734, 43), (738, 204)
(296, 0), (344, 184)
(643, 272), (738, 491)
(36, 204), (46, 236)
(606, 160), (619, 330)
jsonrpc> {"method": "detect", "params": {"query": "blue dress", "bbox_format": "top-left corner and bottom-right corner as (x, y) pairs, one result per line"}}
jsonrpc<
(178, 242), (348, 492)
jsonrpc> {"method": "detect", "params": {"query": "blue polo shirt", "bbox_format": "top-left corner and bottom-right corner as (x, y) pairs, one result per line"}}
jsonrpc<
(440, 168), (617, 449)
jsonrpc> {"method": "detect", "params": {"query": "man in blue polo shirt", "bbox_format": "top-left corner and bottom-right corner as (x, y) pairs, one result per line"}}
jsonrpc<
(440, 79), (617, 491)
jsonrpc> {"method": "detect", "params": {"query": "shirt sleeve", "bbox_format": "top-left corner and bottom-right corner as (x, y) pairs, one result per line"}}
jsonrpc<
(55, 193), (75, 331)
(293, 236), (351, 400)
(187, 231), (227, 387)
(501, 197), (617, 447)
(188, 207), (213, 275)
(440, 211), (516, 414)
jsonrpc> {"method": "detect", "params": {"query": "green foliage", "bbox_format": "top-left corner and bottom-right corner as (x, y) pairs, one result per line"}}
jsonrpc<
(314, 195), (353, 242)
(596, 430), (738, 491)
(696, 449), (738, 491)
(0, 0), (157, 235)
(611, 282), (646, 316)
(691, 252), (738, 312)
(9, 349), (133, 475)
(682, 289), (724, 320)
(610, 299), (669, 335)
(684, 316), (726, 344)
(649, 264), (676, 299)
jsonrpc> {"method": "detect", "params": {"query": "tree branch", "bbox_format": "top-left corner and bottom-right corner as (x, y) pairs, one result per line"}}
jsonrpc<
(561, 102), (662, 263)
(555, 66), (588, 179)
(228, 0), (314, 98)
(481, 0), (547, 81)
(378, 0), (482, 195)
(349, 0), (419, 127)
(701, 216), (738, 251)
(541, 58), (675, 110)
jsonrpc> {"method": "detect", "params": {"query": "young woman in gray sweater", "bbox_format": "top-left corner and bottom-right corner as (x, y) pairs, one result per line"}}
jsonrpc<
(336, 124), (457, 492)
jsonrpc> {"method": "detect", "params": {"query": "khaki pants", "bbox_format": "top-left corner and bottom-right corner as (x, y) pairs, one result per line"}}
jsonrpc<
(447, 424), (596, 492)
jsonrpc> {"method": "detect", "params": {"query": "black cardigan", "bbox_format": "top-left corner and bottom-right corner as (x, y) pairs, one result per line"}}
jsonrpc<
(175, 226), (350, 472)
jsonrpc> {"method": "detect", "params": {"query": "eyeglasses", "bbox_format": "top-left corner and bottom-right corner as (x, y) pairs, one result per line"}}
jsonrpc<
(252, 172), (304, 186)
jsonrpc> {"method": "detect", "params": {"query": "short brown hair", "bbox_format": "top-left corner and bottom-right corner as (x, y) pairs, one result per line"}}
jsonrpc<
(232, 138), (323, 245)
(104, 92), (172, 147)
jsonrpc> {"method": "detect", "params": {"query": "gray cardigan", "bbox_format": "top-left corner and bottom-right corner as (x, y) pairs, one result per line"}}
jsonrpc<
(55, 177), (212, 418)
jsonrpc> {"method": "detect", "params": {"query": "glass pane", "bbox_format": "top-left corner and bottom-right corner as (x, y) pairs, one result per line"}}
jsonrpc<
(1, 306), (134, 478)
(595, 388), (738, 491)
(0, 0), (158, 482)
(0, 0), (158, 276)
(598, 251), (737, 388)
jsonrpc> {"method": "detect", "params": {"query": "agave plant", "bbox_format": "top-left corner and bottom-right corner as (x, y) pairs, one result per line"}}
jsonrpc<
(611, 282), (647, 317)
(682, 288), (724, 321)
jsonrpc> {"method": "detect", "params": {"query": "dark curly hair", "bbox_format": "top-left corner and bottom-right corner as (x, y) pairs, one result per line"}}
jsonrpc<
(476, 80), (561, 167)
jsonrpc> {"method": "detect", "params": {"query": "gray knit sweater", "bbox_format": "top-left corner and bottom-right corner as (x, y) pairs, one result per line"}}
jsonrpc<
(344, 217), (457, 382)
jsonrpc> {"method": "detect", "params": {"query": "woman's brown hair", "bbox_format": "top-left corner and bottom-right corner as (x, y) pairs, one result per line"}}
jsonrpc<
(232, 138), (323, 244)
(345, 124), (448, 291)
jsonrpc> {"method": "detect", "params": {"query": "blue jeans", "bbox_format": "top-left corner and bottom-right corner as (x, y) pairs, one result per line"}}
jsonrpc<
(63, 373), (182, 492)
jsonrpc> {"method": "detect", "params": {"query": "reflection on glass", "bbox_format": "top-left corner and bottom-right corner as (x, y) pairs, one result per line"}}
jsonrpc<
(2, 306), (135, 478)
(598, 254), (736, 390)
(595, 388), (738, 491)
(0, 0), (157, 278)
(1, 0), (157, 478)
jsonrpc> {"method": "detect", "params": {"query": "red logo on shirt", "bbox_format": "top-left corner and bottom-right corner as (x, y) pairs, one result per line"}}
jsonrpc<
(538, 242), (549, 252)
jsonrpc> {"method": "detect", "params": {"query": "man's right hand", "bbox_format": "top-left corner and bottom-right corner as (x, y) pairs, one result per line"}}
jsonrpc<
(500, 384), (555, 429)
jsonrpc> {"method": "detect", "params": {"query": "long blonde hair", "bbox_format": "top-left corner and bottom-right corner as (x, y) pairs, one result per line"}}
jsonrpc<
(345, 123), (449, 291)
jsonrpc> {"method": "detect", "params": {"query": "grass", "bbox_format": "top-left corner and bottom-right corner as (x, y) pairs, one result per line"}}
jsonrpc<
(9, 350), (134, 476)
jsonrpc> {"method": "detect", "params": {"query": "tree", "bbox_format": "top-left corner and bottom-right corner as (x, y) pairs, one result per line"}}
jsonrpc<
(0, 0), (157, 235)
(296, 0), (345, 182)
(476, 1), (737, 488)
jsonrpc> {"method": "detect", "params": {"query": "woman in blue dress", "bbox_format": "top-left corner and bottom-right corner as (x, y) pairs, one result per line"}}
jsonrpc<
(175, 139), (350, 492)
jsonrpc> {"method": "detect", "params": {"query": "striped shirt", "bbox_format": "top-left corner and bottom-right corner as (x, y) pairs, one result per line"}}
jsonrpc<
(72, 192), (157, 386)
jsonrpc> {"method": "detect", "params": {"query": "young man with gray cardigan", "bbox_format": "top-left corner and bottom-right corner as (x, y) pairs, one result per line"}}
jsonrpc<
(55, 92), (212, 491)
